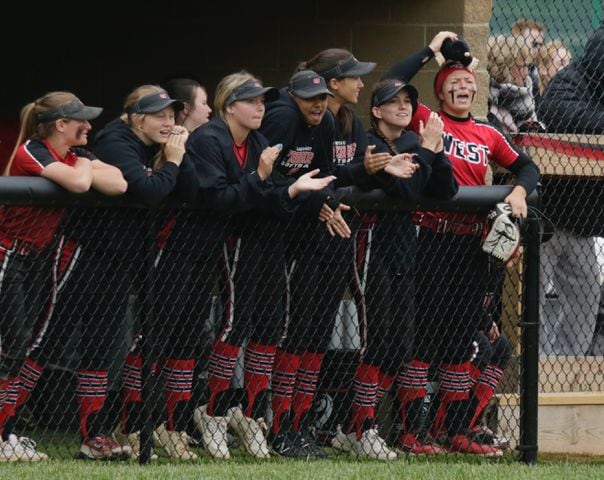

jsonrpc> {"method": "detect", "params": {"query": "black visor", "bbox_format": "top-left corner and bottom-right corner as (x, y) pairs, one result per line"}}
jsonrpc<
(37, 99), (103, 123)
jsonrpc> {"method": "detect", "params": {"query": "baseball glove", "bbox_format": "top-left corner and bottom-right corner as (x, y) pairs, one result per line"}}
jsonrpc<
(481, 203), (521, 263)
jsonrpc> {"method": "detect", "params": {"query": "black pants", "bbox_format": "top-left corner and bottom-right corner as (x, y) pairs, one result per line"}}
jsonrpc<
(281, 214), (358, 354)
(218, 219), (286, 347)
(151, 211), (226, 359)
(414, 228), (490, 364)
(360, 215), (417, 376)
(0, 243), (51, 378)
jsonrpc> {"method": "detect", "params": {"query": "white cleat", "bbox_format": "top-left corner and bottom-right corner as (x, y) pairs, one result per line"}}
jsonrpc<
(0, 434), (48, 462)
(193, 404), (231, 460)
(153, 423), (198, 460)
(351, 428), (397, 461)
(330, 425), (357, 453)
(112, 425), (158, 460)
(227, 406), (270, 459)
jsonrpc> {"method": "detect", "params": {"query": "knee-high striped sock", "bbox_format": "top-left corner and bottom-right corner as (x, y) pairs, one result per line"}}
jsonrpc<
(350, 363), (379, 437)
(291, 351), (324, 432)
(207, 340), (240, 416)
(244, 342), (276, 418)
(270, 349), (300, 434)
(376, 370), (395, 403)
(76, 370), (108, 439)
(469, 364), (504, 428)
(434, 362), (471, 436)
(0, 377), (22, 438)
(162, 358), (194, 431)
(121, 353), (142, 434)
(396, 360), (429, 434)
(16, 359), (44, 410)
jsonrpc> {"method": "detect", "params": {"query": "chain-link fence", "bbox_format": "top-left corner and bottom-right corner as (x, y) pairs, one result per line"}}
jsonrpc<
(489, 0), (604, 458)
(489, 6), (604, 375)
(0, 180), (540, 463)
(0, 0), (602, 468)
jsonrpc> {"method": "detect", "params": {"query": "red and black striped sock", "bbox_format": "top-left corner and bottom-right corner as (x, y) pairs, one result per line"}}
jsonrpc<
(270, 349), (300, 434)
(350, 363), (379, 438)
(76, 369), (108, 439)
(291, 351), (324, 432)
(16, 359), (44, 410)
(207, 340), (240, 416)
(434, 362), (471, 436)
(120, 353), (142, 434)
(0, 376), (22, 438)
(396, 359), (429, 434)
(243, 342), (276, 418)
(469, 364), (503, 428)
(162, 358), (194, 431)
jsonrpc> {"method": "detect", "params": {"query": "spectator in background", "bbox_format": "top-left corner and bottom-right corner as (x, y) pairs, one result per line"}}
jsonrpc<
(590, 281), (604, 355)
(537, 22), (604, 133)
(536, 22), (604, 355)
(487, 35), (545, 134)
(535, 40), (572, 98)
(511, 19), (546, 97)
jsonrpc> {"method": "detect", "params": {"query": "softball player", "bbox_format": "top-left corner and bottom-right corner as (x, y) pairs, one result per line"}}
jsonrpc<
(113, 78), (213, 461)
(0, 91), (119, 462)
(259, 69), (363, 458)
(188, 71), (335, 460)
(300, 32), (459, 459)
(395, 60), (539, 456)
(330, 79), (458, 459)
(62, 85), (197, 460)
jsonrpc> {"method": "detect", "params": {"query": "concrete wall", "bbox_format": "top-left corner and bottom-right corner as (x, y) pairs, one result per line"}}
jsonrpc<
(0, 1), (491, 126)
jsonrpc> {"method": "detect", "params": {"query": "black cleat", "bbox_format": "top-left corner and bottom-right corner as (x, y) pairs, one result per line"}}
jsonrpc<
(296, 414), (329, 459)
(269, 430), (308, 458)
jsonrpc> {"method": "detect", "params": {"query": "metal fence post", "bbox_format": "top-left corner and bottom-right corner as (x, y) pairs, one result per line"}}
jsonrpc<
(139, 216), (157, 465)
(519, 214), (540, 464)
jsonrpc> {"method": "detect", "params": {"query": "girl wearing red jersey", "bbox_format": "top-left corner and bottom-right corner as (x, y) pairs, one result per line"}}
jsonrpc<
(395, 61), (539, 456)
(0, 91), (126, 462)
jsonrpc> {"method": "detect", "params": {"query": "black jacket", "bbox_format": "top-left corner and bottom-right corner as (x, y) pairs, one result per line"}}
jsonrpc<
(367, 129), (458, 202)
(94, 118), (197, 205)
(189, 117), (295, 219)
(537, 24), (604, 134)
(328, 110), (375, 190)
(535, 24), (604, 236)
(261, 89), (338, 216)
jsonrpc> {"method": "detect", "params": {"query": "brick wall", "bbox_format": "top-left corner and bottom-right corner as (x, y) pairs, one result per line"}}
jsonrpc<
(0, 1), (492, 124)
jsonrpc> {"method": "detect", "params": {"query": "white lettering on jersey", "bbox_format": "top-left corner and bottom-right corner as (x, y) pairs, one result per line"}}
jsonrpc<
(443, 133), (490, 166)
(281, 147), (314, 169)
(332, 141), (357, 165)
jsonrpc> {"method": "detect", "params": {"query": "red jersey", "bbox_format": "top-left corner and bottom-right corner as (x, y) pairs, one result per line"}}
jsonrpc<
(0, 139), (92, 251)
(410, 103), (519, 225)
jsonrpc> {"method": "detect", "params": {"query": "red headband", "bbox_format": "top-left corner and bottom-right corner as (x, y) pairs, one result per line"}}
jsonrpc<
(433, 62), (476, 97)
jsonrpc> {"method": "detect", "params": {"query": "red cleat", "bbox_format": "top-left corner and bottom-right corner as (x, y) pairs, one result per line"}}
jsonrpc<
(446, 434), (503, 457)
(398, 432), (445, 455)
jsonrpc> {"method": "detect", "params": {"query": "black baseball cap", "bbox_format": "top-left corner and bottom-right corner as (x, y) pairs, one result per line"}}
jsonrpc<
(225, 80), (279, 106)
(317, 55), (376, 80)
(126, 92), (184, 115)
(37, 98), (103, 123)
(371, 80), (419, 112)
(288, 70), (333, 99)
